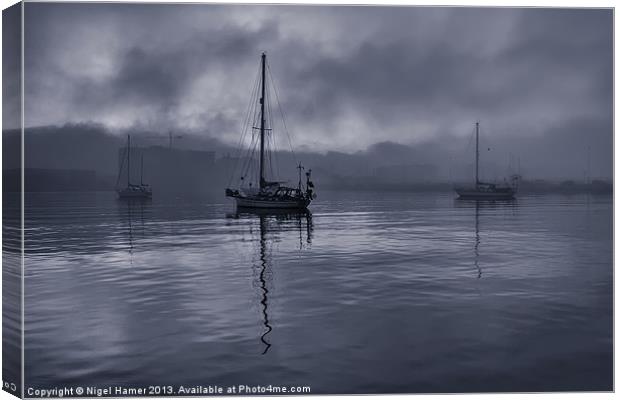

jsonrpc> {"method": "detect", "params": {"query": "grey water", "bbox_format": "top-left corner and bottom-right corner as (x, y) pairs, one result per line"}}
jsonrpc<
(16, 191), (612, 393)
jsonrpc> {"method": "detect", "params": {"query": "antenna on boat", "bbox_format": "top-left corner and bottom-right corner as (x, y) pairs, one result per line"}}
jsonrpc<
(259, 52), (267, 189)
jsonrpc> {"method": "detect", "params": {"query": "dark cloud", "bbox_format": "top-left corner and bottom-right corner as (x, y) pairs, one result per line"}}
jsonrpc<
(294, 8), (612, 139)
(497, 9), (612, 110)
(73, 23), (278, 105)
(3, 3), (21, 129)
(18, 4), (613, 179)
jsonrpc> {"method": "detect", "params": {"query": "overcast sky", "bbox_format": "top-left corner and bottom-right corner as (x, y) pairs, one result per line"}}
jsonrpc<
(18, 3), (612, 155)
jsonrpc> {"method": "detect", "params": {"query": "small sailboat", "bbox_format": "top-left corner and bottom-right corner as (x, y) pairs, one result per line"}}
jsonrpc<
(455, 122), (518, 200)
(116, 134), (153, 199)
(225, 52), (315, 209)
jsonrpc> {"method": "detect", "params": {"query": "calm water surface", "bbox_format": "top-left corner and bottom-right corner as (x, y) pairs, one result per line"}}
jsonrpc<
(20, 191), (612, 393)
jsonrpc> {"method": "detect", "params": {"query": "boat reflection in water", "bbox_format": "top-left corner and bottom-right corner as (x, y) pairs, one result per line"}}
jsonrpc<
(227, 208), (313, 354)
(455, 199), (518, 279)
(119, 197), (152, 258)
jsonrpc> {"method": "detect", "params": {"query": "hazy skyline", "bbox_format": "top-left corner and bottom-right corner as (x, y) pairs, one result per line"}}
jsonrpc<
(3, 3), (613, 179)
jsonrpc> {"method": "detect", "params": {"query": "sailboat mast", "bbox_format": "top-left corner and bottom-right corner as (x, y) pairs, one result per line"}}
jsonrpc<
(127, 134), (131, 186)
(140, 154), (144, 185)
(475, 122), (479, 185)
(259, 52), (267, 189)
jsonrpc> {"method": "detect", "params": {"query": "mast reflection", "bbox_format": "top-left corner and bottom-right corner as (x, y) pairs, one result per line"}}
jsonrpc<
(455, 198), (518, 279)
(119, 198), (151, 259)
(228, 209), (313, 354)
(474, 201), (481, 279)
(257, 215), (272, 354)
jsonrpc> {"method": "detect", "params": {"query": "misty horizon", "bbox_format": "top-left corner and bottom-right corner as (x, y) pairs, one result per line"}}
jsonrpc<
(3, 121), (612, 183)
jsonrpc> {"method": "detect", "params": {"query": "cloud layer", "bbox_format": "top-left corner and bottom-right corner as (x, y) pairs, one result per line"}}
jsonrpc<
(22, 4), (612, 167)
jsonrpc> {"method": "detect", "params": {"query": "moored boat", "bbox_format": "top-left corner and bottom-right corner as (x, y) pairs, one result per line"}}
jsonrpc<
(116, 134), (152, 199)
(455, 122), (518, 200)
(225, 52), (315, 210)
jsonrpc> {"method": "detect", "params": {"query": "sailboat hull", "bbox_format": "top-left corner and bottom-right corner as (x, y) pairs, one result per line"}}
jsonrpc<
(117, 188), (153, 199)
(234, 196), (310, 209)
(455, 187), (515, 200)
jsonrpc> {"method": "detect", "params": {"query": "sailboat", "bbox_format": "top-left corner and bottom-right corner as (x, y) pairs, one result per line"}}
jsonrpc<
(225, 52), (315, 209)
(455, 122), (518, 200)
(116, 134), (153, 199)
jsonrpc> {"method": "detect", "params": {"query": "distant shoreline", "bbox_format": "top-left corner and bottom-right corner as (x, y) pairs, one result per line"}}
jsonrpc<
(3, 166), (612, 195)
(319, 181), (612, 195)
(4, 184), (612, 196)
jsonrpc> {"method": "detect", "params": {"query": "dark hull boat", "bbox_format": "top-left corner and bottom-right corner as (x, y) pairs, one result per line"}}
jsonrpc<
(117, 134), (152, 200)
(455, 184), (515, 200)
(118, 185), (152, 199)
(226, 188), (311, 209)
(456, 122), (518, 200)
(226, 53), (315, 210)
